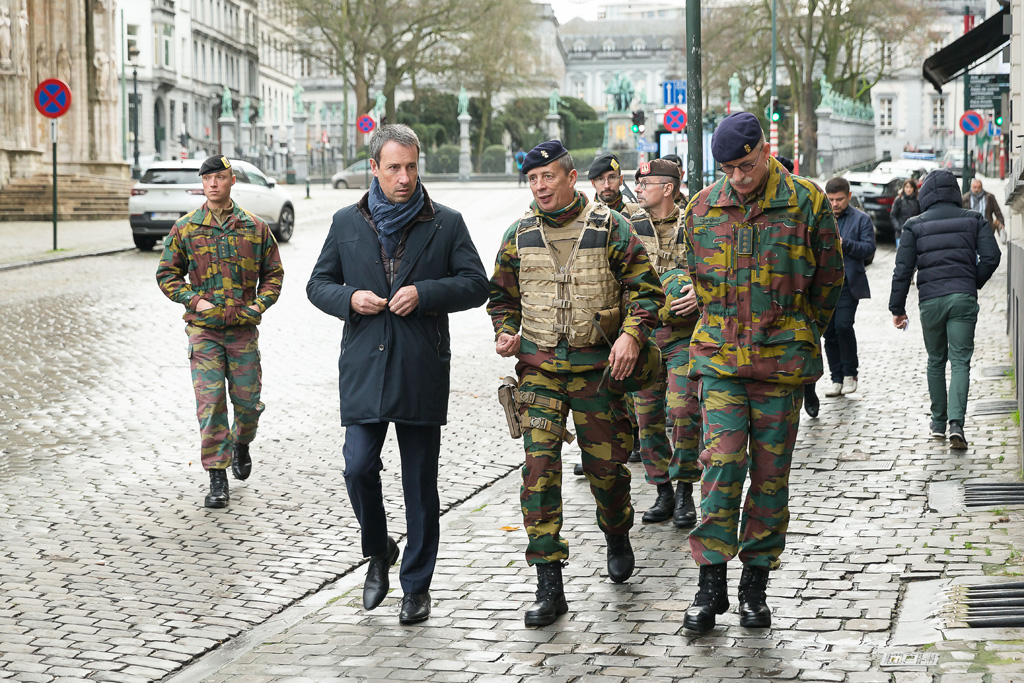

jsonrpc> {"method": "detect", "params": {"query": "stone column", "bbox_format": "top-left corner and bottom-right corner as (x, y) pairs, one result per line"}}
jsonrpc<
(546, 113), (561, 140)
(256, 121), (269, 168)
(239, 121), (252, 158)
(292, 110), (308, 182)
(218, 115), (237, 156)
(815, 106), (834, 177)
(419, 148), (427, 175)
(505, 148), (513, 176)
(458, 112), (471, 181)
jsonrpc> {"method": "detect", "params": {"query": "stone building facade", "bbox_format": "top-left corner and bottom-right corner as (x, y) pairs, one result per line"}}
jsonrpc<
(0, 0), (126, 188)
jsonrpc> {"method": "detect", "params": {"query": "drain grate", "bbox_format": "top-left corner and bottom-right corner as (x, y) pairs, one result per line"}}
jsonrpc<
(837, 459), (895, 471)
(962, 482), (1024, 507)
(948, 582), (1024, 628)
(977, 365), (1014, 379)
(969, 399), (1018, 415)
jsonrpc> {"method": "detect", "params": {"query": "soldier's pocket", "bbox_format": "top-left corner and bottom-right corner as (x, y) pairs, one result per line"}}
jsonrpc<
(195, 305), (226, 327)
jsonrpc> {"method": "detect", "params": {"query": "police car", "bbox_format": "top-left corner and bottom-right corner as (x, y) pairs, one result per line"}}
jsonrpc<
(129, 159), (295, 251)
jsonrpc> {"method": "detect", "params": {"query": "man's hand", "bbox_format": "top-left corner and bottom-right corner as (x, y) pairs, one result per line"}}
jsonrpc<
(893, 314), (908, 330)
(388, 285), (419, 317)
(670, 284), (698, 316)
(496, 332), (521, 358)
(608, 333), (640, 381)
(351, 290), (388, 315)
(195, 299), (215, 312)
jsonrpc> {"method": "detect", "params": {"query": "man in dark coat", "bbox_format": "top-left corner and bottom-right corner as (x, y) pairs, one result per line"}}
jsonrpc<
(891, 169), (1001, 449)
(307, 124), (489, 625)
(962, 178), (1005, 242)
(822, 176), (876, 399)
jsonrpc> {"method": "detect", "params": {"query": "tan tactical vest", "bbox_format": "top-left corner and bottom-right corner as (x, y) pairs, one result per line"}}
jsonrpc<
(629, 209), (686, 275)
(516, 202), (621, 349)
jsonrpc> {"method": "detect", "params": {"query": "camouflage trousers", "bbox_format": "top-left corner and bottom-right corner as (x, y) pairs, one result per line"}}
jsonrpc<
(630, 340), (702, 486)
(186, 324), (265, 470)
(688, 376), (801, 570)
(517, 364), (634, 565)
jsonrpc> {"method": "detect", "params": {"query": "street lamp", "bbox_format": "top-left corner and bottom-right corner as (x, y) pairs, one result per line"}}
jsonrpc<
(128, 44), (141, 180)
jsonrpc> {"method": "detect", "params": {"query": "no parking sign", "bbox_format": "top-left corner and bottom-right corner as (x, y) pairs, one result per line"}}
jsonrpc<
(959, 110), (984, 136)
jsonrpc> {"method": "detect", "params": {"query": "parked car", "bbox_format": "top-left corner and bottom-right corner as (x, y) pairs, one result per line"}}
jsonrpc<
(129, 159), (294, 251)
(941, 148), (966, 177)
(842, 155), (936, 241)
(331, 159), (373, 189)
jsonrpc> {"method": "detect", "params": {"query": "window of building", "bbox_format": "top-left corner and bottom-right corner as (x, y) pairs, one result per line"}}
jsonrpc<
(602, 39), (615, 52)
(632, 39), (647, 52)
(573, 80), (585, 100)
(573, 40), (587, 53)
(878, 97), (893, 128)
(932, 97), (946, 129)
(661, 38), (674, 50)
(126, 24), (139, 60)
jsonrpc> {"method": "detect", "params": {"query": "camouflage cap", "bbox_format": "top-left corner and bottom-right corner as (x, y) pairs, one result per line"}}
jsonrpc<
(198, 155), (232, 176)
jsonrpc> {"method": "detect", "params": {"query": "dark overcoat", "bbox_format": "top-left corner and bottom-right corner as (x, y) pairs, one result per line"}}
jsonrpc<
(307, 195), (488, 426)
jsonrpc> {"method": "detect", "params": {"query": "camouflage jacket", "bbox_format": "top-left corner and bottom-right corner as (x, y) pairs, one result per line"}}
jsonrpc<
(488, 202), (664, 372)
(683, 158), (844, 384)
(156, 202), (285, 329)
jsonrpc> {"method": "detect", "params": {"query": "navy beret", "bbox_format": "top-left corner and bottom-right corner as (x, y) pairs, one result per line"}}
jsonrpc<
(662, 154), (683, 168)
(587, 153), (621, 180)
(776, 156), (795, 173)
(635, 158), (681, 182)
(522, 140), (569, 174)
(710, 112), (764, 163)
(198, 155), (233, 176)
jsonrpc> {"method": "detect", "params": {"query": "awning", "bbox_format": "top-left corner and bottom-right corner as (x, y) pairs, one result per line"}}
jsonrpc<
(923, 8), (1009, 91)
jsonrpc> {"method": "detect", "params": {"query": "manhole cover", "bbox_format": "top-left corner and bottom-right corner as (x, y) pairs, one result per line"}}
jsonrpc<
(970, 399), (1018, 415)
(837, 460), (895, 471)
(963, 482), (1024, 507)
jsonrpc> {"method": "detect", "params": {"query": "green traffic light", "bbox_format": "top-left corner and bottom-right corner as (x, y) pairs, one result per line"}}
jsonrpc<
(996, 115), (1004, 126)
(771, 112), (780, 122)
(631, 124), (639, 133)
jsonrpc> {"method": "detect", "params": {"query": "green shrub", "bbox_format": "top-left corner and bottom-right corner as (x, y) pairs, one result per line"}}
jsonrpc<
(429, 144), (460, 174)
(481, 144), (507, 173)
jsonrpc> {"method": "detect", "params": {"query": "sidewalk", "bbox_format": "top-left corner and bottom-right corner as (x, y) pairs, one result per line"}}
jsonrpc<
(0, 218), (134, 269)
(166, 246), (1023, 681)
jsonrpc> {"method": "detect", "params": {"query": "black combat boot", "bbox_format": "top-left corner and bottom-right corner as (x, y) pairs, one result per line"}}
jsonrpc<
(673, 481), (697, 529)
(605, 532), (635, 583)
(231, 442), (252, 480)
(738, 565), (772, 628)
(524, 563), (568, 627)
(628, 426), (642, 463)
(642, 483), (675, 523)
(682, 564), (729, 633)
(204, 468), (229, 509)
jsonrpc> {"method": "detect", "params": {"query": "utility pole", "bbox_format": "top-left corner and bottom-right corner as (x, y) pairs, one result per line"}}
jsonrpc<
(686, 0), (702, 197)
(962, 4), (974, 193)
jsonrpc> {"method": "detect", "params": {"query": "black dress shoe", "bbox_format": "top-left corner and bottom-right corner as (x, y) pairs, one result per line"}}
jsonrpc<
(573, 462), (584, 476)
(642, 483), (674, 523)
(399, 592), (431, 625)
(803, 384), (819, 418)
(673, 481), (697, 528)
(204, 469), (229, 508)
(605, 532), (635, 583)
(363, 537), (400, 611)
(738, 565), (772, 628)
(525, 563), (568, 627)
(231, 442), (252, 480)
(683, 564), (729, 633)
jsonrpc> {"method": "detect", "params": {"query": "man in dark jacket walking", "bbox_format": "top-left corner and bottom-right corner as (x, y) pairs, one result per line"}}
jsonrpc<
(307, 124), (489, 624)
(822, 177), (876, 399)
(890, 169), (1001, 449)
(962, 178), (1006, 243)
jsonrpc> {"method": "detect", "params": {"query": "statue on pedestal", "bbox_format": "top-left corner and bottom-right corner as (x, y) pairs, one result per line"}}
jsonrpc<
(241, 97), (251, 123)
(458, 86), (469, 117)
(373, 91), (387, 121)
(292, 82), (304, 116)
(221, 86), (233, 118)
(604, 72), (635, 113)
(548, 89), (567, 114)
(729, 72), (741, 105)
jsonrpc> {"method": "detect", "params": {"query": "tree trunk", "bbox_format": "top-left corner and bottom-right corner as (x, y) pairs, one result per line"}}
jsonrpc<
(475, 91), (493, 173)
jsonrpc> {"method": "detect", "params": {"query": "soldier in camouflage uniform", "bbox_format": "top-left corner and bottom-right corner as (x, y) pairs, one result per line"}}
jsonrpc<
(488, 140), (664, 627)
(156, 155), (284, 509)
(628, 159), (701, 528)
(680, 113), (844, 633)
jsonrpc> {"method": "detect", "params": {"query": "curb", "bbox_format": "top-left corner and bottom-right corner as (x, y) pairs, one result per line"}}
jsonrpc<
(0, 246), (137, 273)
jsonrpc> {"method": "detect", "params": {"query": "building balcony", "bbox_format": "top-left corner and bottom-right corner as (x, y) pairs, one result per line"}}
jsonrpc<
(152, 0), (174, 21)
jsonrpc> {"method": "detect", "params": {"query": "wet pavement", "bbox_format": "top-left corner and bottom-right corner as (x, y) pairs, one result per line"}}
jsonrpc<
(0, 181), (1022, 682)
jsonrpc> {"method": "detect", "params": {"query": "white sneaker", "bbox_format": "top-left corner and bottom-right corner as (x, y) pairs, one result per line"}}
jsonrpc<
(824, 382), (843, 397)
(841, 376), (858, 394)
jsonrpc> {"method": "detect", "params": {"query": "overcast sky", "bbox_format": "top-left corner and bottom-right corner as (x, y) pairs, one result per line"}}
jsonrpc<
(541, 0), (689, 23)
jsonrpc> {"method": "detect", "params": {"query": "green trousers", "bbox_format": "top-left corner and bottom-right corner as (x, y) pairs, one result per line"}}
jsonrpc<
(919, 293), (979, 425)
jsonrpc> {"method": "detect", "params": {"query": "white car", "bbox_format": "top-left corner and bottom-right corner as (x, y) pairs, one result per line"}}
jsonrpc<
(129, 159), (295, 251)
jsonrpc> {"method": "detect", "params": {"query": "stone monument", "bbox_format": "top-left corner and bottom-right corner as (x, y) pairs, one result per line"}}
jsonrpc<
(218, 86), (236, 156)
(458, 107), (471, 181)
(292, 100), (308, 182)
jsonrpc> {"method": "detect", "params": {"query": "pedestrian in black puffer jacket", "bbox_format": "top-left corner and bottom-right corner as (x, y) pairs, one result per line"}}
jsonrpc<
(888, 169), (1000, 451)
(889, 178), (921, 246)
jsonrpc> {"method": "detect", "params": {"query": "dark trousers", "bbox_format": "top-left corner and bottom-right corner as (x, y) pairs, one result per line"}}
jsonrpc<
(919, 293), (979, 424)
(823, 288), (860, 383)
(342, 422), (441, 594)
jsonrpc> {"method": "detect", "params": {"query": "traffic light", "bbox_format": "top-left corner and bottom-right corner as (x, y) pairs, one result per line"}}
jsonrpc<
(995, 99), (1004, 127)
(631, 110), (645, 133)
(770, 97), (781, 123)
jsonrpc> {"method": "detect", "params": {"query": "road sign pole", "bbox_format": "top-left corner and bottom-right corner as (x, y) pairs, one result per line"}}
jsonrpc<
(51, 119), (58, 250)
(962, 6), (973, 193)
(686, 0), (702, 195)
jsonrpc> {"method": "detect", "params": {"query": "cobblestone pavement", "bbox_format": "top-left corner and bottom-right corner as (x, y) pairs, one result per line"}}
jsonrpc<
(1, 181), (1022, 682)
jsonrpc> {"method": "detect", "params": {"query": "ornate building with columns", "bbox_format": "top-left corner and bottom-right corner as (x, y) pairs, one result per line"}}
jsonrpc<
(0, 0), (127, 191)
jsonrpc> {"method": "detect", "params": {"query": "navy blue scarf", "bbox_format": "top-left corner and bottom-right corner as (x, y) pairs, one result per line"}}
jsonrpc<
(368, 177), (425, 258)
